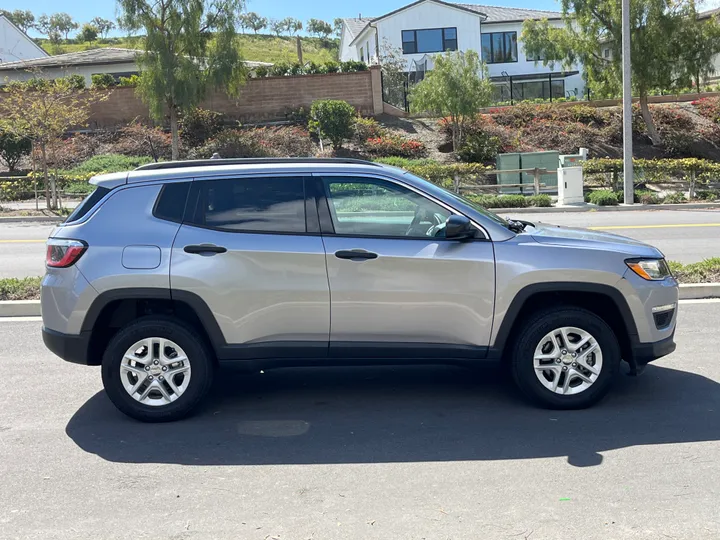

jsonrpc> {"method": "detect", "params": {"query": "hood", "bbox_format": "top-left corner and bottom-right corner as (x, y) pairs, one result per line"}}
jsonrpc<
(526, 223), (664, 258)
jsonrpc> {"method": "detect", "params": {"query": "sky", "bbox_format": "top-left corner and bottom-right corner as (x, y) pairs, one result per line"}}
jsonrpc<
(5, 0), (720, 38)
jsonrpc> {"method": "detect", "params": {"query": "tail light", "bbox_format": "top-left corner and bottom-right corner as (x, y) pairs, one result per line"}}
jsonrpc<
(46, 239), (87, 268)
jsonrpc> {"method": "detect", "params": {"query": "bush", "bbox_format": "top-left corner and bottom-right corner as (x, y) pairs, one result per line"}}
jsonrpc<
(663, 191), (686, 204)
(0, 132), (31, 171)
(697, 190), (719, 201)
(364, 135), (427, 158)
(113, 123), (173, 161)
(635, 189), (663, 204)
(693, 97), (720, 124)
(457, 131), (501, 163)
(465, 194), (528, 209)
(180, 108), (224, 148)
(62, 75), (86, 90)
(118, 74), (140, 87)
(353, 116), (385, 144)
(309, 100), (356, 150)
(339, 60), (368, 72)
(588, 190), (619, 206)
(285, 106), (310, 127)
(0, 277), (41, 301)
(63, 154), (153, 175)
(189, 126), (315, 159)
(91, 73), (116, 89)
(372, 157), (437, 167)
(528, 194), (552, 207)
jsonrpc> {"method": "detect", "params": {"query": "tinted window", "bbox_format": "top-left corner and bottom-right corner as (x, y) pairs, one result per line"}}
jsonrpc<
(65, 187), (110, 224)
(153, 182), (190, 223)
(416, 29), (443, 53)
(401, 28), (457, 54)
(188, 177), (306, 233)
(482, 31), (518, 64)
(323, 178), (451, 238)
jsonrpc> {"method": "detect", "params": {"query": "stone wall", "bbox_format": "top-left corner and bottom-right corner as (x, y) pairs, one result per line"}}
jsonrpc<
(86, 67), (382, 128)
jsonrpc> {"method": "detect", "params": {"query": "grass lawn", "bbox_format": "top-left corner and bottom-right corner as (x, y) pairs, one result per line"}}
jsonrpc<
(38, 34), (339, 64)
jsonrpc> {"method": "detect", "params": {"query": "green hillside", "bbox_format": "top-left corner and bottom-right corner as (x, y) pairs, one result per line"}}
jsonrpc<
(37, 34), (339, 64)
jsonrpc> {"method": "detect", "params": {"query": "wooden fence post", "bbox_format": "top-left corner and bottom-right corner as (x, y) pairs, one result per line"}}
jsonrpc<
(533, 168), (541, 196)
(689, 170), (696, 200)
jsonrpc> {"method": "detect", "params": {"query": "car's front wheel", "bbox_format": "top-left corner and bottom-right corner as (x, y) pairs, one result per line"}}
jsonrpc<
(511, 308), (621, 409)
(101, 317), (214, 422)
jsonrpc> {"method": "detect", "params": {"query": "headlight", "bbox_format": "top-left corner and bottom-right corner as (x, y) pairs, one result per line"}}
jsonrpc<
(625, 258), (672, 281)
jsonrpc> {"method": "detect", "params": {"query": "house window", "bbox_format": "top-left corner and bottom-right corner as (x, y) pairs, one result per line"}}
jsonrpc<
(366, 41), (370, 61)
(360, 46), (365, 62)
(603, 48), (610, 58)
(481, 31), (518, 64)
(401, 27), (458, 54)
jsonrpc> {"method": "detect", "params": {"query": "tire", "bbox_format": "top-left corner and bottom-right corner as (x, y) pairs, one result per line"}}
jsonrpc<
(510, 307), (621, 409)
(101, 316), (215, 422)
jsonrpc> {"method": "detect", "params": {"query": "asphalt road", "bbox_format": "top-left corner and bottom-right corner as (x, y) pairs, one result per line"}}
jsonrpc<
(1, 301), (719, 539)
(0, 208), (719, 278)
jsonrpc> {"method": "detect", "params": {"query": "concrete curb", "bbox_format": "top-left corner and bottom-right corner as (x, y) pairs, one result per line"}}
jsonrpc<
(0, 300), (42, 317)
(495, 202), (720, 214)
(0, 216), (64, 224)
(1, 283), (719, 318)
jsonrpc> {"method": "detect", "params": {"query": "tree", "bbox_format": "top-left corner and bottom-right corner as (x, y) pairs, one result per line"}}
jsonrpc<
(0, 131), (31, 172)
(241, 12), (267, 34)
(281, 17), (302, 36)
(79, 23), (99, 43)
(378, 39), (408, 110)
(0, 78), (105, 208)
(522, 0), (720, 146)
(674, 3), (720, 91)
(269, 18), (284, 37)
(36, 14), (59, 42)
(117, 0), (247, 160)
(333, 18), (344, 37)
(307, 18), (332, 38)
(410, 50), (494, 151)
(91, 17), (116, 39)
(309, 99), (356, 150)
(49, 13), (79, 41)
(0, 10), (35, 32)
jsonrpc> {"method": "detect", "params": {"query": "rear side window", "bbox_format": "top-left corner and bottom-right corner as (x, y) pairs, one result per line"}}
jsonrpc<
(153, 182), (190, 223)
(64, 187), (111, 224)
(187, 177), (306, 233)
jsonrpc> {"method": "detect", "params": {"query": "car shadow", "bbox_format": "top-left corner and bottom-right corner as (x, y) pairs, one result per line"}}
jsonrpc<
(65, 364), (720, 468)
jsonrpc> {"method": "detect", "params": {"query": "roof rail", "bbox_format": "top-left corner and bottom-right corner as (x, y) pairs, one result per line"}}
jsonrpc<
(134, 157), (383, 171)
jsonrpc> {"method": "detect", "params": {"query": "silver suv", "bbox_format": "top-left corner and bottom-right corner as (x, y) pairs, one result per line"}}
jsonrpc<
(41, 158), (678, 422)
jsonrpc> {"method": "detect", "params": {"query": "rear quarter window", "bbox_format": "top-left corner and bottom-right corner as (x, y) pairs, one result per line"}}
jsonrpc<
(153, 182), (191, 223)
(64, 187), (111, 224)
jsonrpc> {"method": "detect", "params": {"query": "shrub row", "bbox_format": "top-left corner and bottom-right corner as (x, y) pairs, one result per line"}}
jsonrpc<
(465, 193), (552, 209)
(253, 61), (368, 78)
(583, 158), (720, 181)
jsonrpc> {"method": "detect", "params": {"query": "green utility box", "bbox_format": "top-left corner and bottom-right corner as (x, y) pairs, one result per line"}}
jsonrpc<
(496, 151), (559, 193)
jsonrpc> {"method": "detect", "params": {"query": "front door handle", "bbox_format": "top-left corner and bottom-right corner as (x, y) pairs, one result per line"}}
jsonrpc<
(184, 244), (228, 255)
(334, 249), (378, 261)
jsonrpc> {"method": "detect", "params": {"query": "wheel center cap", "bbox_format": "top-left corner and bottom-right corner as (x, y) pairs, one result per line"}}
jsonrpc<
(561, 355), (574, 365)
(149, 365), (163, 376)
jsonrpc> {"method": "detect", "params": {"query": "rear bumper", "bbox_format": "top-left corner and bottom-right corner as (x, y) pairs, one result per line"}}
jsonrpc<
(42, 327), (91, 365)
(631, 331), (676, 365)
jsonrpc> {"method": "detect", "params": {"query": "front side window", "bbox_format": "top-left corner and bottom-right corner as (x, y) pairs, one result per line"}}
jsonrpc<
(323, 177), (451, 238)
(187, 177), (306, 233)
(401, 27), (458, 54)
(481, 31), (518, 64)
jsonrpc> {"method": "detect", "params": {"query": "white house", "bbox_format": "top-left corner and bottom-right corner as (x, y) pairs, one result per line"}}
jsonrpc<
(700, 7), (720, 82)
(339, 0), (585, 101)
(0, 14), (49, 65)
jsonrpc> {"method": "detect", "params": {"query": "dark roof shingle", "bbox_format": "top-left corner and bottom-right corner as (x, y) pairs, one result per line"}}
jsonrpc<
(454, 3), (562, 22)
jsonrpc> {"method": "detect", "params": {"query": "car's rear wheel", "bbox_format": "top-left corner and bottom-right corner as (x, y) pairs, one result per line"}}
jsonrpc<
(101, 317), (214, 422)
(511, 308), (621, 409)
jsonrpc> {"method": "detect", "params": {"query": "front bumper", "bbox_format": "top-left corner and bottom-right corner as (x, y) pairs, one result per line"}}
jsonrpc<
(42, 327), (91, 365)
(631, 331), (676, 365)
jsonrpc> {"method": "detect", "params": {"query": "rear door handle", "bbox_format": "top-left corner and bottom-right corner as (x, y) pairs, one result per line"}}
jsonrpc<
(184, 244), (227, 254)
(334, 249), (378, 261)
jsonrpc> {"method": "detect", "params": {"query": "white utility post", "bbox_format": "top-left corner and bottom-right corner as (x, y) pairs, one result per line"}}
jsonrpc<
(621, 0), (634, 204)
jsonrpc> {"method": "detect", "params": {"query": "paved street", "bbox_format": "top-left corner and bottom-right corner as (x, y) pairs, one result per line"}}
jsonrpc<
(1, 208), (719, 278)
(0, 301), (719, 539)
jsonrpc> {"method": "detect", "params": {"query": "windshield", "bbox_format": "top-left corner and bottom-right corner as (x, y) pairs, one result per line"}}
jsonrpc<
(404, 172), (509, 227)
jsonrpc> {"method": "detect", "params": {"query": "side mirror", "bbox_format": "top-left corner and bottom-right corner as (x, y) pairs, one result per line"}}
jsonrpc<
(445, 215), (475, 240)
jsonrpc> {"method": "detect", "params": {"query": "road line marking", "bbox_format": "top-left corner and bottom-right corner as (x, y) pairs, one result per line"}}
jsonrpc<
(589, 223), (720, 230)
(0, 316), (42, 322)
(0, 239), (46, 243)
